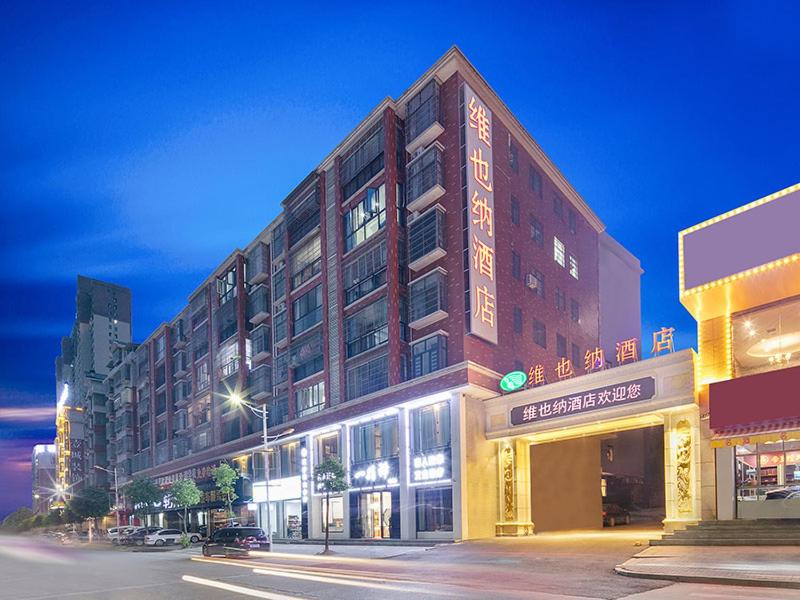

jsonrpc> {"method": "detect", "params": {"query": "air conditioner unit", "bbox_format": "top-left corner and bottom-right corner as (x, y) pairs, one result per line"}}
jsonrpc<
(525, 274), (539, 290)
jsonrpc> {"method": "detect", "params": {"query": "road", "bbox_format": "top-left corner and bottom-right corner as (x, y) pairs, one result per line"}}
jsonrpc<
(0, 532), (797, 600)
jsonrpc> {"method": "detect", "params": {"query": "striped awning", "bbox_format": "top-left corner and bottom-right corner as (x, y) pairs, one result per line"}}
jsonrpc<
(711, 419), (800, 448)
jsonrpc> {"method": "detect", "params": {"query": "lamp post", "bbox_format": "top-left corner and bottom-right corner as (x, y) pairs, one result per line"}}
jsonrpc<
(94, 465), (120, 531)
(228, 392), (293, 551)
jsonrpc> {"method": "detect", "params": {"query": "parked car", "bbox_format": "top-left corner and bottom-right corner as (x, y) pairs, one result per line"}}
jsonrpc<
(120, 527), (161, 546)
(766, 486), (800, 500)
(202, 527), (269, 558)
(144, 528), (183, 546)
(602, 503), (631, 527)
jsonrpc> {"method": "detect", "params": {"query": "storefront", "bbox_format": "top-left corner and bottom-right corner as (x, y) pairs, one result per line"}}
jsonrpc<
(482, 349), (708, 534)
(253, 475), (304, 539)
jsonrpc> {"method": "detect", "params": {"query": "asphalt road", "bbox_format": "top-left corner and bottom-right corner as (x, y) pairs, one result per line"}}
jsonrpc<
(0, 533), (798, 600)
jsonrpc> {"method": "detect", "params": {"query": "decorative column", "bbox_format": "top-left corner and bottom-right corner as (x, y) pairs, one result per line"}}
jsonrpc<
(495, 440), (534, 536)
(663, 410), (702, 532)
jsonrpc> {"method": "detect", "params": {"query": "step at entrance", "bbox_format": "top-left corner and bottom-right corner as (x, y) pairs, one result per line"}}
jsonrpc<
(652, 519), (800, 546)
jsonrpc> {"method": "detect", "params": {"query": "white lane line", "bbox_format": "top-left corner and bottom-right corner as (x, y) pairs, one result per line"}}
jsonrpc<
(181, 575), (305, 599)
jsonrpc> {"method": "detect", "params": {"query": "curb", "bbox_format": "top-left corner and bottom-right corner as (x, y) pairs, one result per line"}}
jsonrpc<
(614, 565), (800, 590)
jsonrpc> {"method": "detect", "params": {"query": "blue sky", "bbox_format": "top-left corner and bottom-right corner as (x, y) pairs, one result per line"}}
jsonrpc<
(1, 2), (798, 518)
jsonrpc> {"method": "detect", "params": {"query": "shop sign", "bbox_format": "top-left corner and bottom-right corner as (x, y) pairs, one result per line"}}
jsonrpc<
(350, 457), (399, 489)
(465, 83), (498, 345)
(509, 377), (656, 426)
(500, 371), (527, 393)
(252, 476), (302, 503)
(411, 449), (451, 483)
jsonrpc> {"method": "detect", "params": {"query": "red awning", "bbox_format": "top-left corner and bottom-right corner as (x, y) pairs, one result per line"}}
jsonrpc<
(711, 420), (800, 448)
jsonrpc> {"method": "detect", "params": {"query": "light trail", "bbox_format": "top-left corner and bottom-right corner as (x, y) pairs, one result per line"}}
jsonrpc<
(181, 575), (303, 599)
(252, 566), (455, 595)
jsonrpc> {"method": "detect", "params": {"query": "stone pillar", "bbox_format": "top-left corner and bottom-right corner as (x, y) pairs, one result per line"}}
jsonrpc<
(495, 440), (534, 536)
(715, 446), (736, 520)
(398, 406), (415, 540)
(663, 409), (702, 532)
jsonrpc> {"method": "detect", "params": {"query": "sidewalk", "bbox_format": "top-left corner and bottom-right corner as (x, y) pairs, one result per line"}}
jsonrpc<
(271, 541), (432, 559)
(616, 545), (800, 589)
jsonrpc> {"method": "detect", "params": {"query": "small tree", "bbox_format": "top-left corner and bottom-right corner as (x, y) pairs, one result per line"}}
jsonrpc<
(127, 476), (164, 525)
(169, 479), (202, 534)
(67, 487), (111, 536)
(212, 463), (239, 522)
(314, 457), (348, 555)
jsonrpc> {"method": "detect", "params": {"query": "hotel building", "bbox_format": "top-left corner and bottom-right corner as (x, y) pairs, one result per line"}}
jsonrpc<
(100, 47), (645, 540)
(31, 444), (56, 514)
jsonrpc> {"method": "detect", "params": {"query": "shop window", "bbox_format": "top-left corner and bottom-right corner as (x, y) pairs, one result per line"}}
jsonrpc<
(412, 401), (451, 453)
(731, 297), (800, 378)
(735, 441), (800, 502)
(351, 415), (398, 463)
(322, 496), (345, 533)
(280, 442), (299, 478)
(316, 432), (341, 463)
(416, 487), (453, 532)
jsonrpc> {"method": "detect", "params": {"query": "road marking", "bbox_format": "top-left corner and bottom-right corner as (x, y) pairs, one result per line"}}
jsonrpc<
(181, 575), (304, 599)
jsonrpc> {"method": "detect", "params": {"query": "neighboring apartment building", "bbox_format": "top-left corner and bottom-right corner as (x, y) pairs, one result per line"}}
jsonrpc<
(55, 275), (132, 494)
(109, 47), (641, 540)
(31, 444), (56, 514)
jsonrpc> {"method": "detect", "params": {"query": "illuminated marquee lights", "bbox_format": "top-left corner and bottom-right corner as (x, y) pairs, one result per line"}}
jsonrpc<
(300, 446), (309, 503)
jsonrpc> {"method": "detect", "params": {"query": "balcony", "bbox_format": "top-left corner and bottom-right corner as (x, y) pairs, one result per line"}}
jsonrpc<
(409, 269), (449, 330)
(405, 79), (443, 154)
(172, 351), (188, 379)
(248, 364), (272, 401)
(174, 380), (192, 408)
(251, 324), (272, 362)
(172, 322), (188, 349)
(247, 284), (271, 325)
(408, 205), (446, 272)
(173, 409), (190, 435)
(406, 145), (445, 213)
(246, 242), (270, 285)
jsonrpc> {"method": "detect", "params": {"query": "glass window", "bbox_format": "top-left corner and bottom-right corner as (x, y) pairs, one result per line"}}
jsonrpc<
(272, 268), (286, 302)
(410, 271), (447, 322)
(569, 255), (579, 280)
(557, 334), (567, 358)
(273, 310), (287, 344)
(509, 140), (519, 173)
(156, 420), (167, 443)
(528, 269), (545, 298)
(346, 354), (388, 401)
(528, 166), (542, 197)
(343, 241), (387, 306)
(406, 145), (443, 206)
(295, 381), (325, 418)
(571, 299), (580, 323)
(569, 209), (577, 234)
(280, 442), (299, 478)
(731, 297), (800, 378)
(217, 267), (237, 304)
(351, 416), (398, 463)
(406, 79), (440, 141)
(322, 495), (345, 532)
(572, 343), (581, 370)
(340, 122), (384, 201)
(345, 298), (389, 358)
(411, 334), (447, 379)
(534, 320), (546, 348)
(412, 401), (450, 452)
(555, 288), (566, 313)
(513, 307), (523, 334)
(416, 487), (453, 532)
(292, 285), (322, 336)
(512, 251), (521, 280)
(286, 190), (321, 248)
(511, 196), (520, 225)
(554, 237), (566, 267)
(290, 331), (323, 381)
(290, 235), (321, 289)
(316, 432), (340, 462)
(408, 207), (445, 264)
(154, 335), (166, 362)
(529, 216), (543, 247)
(343, 185), (386, 252)
(553, 194), (564, 219)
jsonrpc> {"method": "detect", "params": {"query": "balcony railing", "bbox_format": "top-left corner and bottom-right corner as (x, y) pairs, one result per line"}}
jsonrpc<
(172, 351), (188, 378)
(246, 242), (270, 285)
(248, 364), (272, 401)
(247, 284), (271, 325)
(251, 324), (272, 361)
(409, 270), (448, 329)
(408, 206), (446, 271)
(406, 145), (445, 212)
(405, 80), (442, 153)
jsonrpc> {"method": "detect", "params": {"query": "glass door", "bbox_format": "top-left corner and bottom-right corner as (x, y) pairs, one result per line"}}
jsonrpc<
(360, 492), (392, 538)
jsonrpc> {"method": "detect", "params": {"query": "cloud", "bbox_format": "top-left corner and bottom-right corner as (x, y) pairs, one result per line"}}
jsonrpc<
(0, 406), (55, 422)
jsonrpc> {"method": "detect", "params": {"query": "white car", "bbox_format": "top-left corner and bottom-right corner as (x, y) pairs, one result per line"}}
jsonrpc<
(107, 526), (134, 544)
(144, 528), (183, 546)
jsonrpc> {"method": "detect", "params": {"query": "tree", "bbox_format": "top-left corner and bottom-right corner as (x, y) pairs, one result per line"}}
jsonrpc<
(212, 463), (239, 522)
(127, 476), (164, 523)
(169, 479), (202, 534)
(1, 507), (34, 532)
(67, 487), (111, 536)
(314, 457), (348, 555)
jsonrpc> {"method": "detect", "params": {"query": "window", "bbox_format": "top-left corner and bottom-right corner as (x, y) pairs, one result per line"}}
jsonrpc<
(412, 401), (450, 452)
(272, 268), (286, 302)
(408, 207), (445, 265)
(216, 298), (238, 343)
(296, 381), (325, 418)
(406, 79), (440, 142)
(406, 145), (444, 207)
(534, 320), (546, 348)
(340, 122), (384, 201)
(290, 235), (321, 289)
(569, 209), (577, 234)
(292, 285), (322, 336)
(343, 185), (386, 252)
(271, 221), (285, 258)
(222, 418), (240, 443)
(345, 298), (388, 358)
(569, 255), (579, 280)
(572, 343), (581, 370)
(317, 432), (340, 462)
(290, 331), (323, 381)
(557, 333), (567, 358)
(555, 288), (566, 313)
(411, 334), (447, 378)
(286, 189), (321, 248)
(274, 351), (288, 385)
(511, 196), (520, 225)
(554, 237), (566, 267)
(512, 251), (521, 280)
(156, 420), (167, 443)
(196, 361), (210, 391)
(154, 336), (165, 362)
(529, 216), (543, 247)
(154, 364), (166, 388)
(529, 166), (542, 197)
(513, 307), (523, 334)
(351, 416), (398, 463)
(528, 269), (545, 298)
(509, 139), (519, 173)
(410, 271), (447, 322)
(273, 310), (287, 345)
(278, 442), (299, 477)
(346, 354), (388, 400)
(731, 297), (800, 377)
(322, 496), (345, 533)
(416, 487), (453, 533)
(140, 426), (150, 450)
(571, 299), (580, 323)
(343, 241), (387, 305)
(553, 194), (564, 220)
(155, 391), (166, 415)
(217, 268), (237, 304)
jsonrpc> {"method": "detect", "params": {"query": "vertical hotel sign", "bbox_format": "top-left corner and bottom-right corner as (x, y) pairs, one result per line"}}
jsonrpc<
(465, 84), (497, 344)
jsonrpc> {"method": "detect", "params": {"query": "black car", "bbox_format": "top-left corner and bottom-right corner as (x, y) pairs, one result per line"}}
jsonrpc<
(202, 527), (269, 557)
(602, 503), (631, 527)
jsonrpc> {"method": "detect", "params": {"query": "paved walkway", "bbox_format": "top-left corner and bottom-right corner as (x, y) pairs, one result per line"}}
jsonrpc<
(616, 545), (800, 588)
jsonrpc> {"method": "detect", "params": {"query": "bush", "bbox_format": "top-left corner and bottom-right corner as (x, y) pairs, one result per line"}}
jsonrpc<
(180, 533), (190, 549)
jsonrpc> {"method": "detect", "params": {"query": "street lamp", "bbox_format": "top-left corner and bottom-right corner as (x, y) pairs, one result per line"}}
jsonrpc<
(94, 465), (120, 531)
(227, 392), (293, 550)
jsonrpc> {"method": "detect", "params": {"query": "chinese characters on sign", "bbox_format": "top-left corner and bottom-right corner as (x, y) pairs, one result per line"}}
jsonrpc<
(411, 450), (451, 483)
(350, 457), (400, 490)
(509, 377), (656, 426)
(651, 327), (675, 356)
(465, 84), (498, 344)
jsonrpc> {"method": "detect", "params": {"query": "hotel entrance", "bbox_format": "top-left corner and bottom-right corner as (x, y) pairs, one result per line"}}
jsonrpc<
(528, 425), (665, 532)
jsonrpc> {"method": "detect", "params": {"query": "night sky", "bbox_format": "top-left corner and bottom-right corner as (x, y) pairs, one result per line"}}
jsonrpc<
(1, 3), (798, 519)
